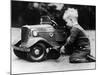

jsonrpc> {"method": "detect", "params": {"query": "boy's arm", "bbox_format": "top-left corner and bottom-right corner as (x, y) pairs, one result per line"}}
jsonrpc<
(64, 27), (79, 46)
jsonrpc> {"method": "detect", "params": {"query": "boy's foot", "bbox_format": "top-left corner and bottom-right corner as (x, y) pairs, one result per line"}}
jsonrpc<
(86, 55), (96, 62)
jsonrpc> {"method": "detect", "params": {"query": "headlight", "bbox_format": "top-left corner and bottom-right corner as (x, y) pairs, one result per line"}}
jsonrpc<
(32, 30), (38, 37)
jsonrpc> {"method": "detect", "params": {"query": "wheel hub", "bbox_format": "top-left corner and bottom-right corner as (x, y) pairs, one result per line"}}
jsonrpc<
(34, 49), (40, 55)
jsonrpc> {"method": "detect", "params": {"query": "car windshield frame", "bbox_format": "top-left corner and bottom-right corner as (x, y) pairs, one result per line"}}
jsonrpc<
(40, 16), (58, 27)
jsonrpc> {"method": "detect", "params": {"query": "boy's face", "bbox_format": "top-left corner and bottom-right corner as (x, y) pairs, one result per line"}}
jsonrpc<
(65, 18), (73, 27)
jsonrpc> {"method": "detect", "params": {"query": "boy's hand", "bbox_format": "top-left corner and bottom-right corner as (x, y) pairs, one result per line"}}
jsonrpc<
(64, 37), (70, 46)
(60, 46), (65, 54)
(67, 37), (70, 43)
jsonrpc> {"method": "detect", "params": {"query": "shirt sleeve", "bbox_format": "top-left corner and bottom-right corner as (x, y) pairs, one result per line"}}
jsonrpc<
(67, 27), (79, 44)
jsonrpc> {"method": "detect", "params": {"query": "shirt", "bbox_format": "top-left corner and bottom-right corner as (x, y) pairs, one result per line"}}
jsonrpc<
(66, 24), (90, 47)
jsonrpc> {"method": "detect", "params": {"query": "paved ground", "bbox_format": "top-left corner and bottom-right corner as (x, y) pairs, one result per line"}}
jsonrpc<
(11, 28), (96, 74)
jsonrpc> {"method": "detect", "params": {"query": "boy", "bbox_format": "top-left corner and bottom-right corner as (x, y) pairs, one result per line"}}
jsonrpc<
(61, 8), (95, 63)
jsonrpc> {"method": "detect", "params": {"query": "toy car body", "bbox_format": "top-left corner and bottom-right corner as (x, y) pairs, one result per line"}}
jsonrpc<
(13, 16), (68, 62)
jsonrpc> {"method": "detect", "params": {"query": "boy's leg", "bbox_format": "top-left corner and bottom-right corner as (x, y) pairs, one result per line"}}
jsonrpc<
(69, 49), (90, 63)
(69, 45), (92, 63)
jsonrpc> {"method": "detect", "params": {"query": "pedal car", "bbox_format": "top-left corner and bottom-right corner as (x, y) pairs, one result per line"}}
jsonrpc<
(13, 16), (68, 62)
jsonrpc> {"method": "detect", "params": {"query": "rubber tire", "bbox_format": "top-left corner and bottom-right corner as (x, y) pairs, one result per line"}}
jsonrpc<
(47, 49), (60, 59)
(28, 43), (47, 62)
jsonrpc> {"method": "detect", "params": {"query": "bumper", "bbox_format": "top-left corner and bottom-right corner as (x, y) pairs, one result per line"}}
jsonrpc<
(13, 45), (30, 52)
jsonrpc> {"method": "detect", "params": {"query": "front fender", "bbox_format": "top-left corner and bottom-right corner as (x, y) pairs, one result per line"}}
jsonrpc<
(21, 37), (49, 48)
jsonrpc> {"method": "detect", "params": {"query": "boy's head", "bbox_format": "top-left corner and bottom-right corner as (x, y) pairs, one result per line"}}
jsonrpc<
(33, 3), (39, 8)
(63, 8), (78, 27)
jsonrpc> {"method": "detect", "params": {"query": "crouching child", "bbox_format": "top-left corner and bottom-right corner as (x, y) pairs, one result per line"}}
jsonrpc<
(61, 8), (95, 63)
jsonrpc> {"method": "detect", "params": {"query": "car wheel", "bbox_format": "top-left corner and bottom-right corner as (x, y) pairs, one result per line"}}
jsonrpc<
(47, 49), (60, 59)
(28, 43), (47, 62)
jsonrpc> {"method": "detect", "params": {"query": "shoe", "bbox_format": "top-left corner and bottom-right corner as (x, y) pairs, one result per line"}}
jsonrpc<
(86, 55), (96, 62)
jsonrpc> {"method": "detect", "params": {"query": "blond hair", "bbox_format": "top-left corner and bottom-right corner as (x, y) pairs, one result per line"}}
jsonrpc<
(63, 8), (78, 22)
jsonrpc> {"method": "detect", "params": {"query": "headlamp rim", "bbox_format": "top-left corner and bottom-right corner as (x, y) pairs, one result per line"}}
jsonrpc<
(32, 30), (38, 37)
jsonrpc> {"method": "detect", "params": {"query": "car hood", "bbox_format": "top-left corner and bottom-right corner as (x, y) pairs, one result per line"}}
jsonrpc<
(23, 24), (55, 32)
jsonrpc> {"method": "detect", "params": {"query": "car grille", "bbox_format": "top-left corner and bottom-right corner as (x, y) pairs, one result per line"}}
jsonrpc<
(21, 27), (30, 43)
